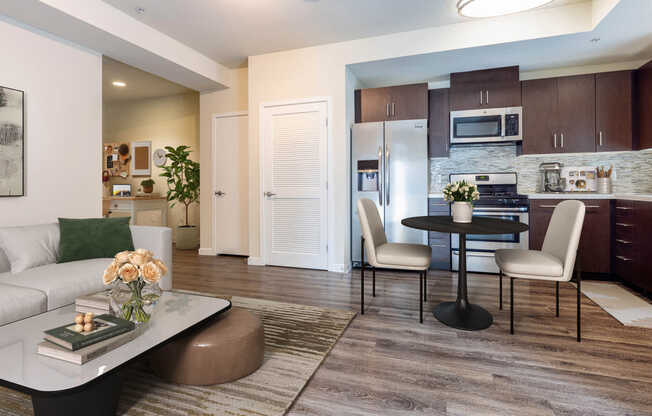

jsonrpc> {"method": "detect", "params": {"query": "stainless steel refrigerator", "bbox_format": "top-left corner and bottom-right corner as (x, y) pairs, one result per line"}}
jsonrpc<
(351, 119), (428, 267)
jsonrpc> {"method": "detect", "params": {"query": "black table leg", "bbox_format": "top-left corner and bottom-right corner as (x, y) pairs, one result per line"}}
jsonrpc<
(433, 233), (493, 330)
(31, 371), (122, 416)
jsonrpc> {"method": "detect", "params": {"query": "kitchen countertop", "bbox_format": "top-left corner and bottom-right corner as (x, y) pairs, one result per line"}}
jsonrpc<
(525, 193), (652, 202)
(428, 193), (652, 202)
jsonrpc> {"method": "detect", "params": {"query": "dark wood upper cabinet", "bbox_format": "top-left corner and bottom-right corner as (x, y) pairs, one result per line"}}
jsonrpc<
(636, 60), (652, 150)
(450, 66), (521, 110)
(596, 71), (634, 152)
(556, 74), (596, 153)
(428, 88), (450, 158)
(391, 83), (428, 120)
(522, 78), (558, 154)
(355, 83), (427, 123)
(522, 74), (596, 154)
(357, 87), (391, 123)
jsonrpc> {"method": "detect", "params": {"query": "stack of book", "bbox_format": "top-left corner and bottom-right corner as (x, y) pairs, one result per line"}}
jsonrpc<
(38, 314), (136, 365)
(75, 291), (111, 315)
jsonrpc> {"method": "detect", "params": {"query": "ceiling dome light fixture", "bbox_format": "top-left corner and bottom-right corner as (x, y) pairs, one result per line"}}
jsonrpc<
(112, 81), (127, 87)
(457, 0), (554, 18)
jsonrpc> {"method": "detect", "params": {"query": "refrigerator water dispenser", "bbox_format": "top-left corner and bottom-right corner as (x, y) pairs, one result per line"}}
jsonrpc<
(357, 160), (379, 192)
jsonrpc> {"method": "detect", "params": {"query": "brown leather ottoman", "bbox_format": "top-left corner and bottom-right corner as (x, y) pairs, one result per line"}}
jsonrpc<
(149, 307), (265, 385)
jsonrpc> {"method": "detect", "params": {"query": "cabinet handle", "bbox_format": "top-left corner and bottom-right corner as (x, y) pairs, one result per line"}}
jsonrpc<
(430, 203), (448, 207)
(539, 204), (558, 208)
(616, 222), (633, 227)
(616, 255), (633, 262)
(616, 206), (633, 210)
(431, 244), (447, 248)
(480, 90), (483, 105)
(554, 133), (557, 149)
(391, 102), (395, 117)
(584, 205), (601, 209)
(386, 103), (390, 117)
(485, 90), (489, 105)
(560, 133), (564, 148)
(599, 131), (603, 147)
(615, 239), (632, 244)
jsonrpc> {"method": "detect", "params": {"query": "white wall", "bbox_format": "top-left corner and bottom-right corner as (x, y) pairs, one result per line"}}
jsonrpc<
(247, 2), (599, 272)
(0, 18), (101, 226)
(199, 68), (248, 252)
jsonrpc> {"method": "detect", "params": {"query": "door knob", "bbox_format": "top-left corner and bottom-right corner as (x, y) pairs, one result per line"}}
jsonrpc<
(264, 191), (276, 197)
(214, 190), (225, 196)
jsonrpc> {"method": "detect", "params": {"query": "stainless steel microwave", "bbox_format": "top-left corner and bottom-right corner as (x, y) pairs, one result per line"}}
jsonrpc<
(450, 106), (522, 145)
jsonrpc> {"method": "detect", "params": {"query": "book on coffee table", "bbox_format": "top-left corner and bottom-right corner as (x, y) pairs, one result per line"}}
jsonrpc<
(75, 304), (111, 315)
(37, 330), (138, 365)
(44, 314), (134, 351)
(75, 291), (111, 312)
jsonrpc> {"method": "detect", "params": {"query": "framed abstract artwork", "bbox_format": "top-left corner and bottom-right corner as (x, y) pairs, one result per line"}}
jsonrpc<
(0, 85), (24, 197)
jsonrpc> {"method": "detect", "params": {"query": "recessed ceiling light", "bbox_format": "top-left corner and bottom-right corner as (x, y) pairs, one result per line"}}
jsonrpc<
(457, 0), (554, 18)
(112, 81), (126, 87)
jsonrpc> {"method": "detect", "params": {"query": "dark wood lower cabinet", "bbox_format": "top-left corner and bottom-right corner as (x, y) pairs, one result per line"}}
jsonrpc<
(613, 200), (652, 292)
(529, 199), (611, 275)
(429, 198), (450, 270)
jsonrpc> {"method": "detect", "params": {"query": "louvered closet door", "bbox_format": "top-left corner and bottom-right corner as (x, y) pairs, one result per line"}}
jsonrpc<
(263, 101), (328, 269)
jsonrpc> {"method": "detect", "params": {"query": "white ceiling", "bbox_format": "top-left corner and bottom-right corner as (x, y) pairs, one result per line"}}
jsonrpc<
(349, 0), (652, 87)
(103, 57), (194, 102)
(102, 0), (587, 68)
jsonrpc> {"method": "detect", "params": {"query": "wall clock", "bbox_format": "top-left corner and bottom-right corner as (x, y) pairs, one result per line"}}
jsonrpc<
(153, 148), (167, 167)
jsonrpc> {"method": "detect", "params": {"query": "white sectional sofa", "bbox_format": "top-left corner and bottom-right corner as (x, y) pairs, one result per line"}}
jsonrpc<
(0, 225), (172, 326)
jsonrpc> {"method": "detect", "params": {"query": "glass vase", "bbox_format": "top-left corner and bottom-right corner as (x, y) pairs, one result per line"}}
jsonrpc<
(110, 280), (161, 324)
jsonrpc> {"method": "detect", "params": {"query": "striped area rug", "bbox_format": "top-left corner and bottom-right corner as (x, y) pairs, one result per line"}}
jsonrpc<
(0, 296), (356, 416)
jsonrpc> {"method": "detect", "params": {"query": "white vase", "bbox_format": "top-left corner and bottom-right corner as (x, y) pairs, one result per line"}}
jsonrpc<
(452, 201), (473, 223)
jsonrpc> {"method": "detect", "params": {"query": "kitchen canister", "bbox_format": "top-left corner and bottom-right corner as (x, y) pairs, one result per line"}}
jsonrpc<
(597, 177), (612, 194)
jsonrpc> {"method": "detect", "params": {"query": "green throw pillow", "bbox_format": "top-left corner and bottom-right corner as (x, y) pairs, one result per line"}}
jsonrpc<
(58, 217), (135, 263)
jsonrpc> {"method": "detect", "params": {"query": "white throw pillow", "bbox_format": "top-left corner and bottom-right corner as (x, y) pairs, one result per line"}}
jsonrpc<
(0, 224), (60, 274)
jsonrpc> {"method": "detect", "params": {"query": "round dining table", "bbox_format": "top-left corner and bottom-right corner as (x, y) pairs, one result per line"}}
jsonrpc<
(401, 216), (529, 331)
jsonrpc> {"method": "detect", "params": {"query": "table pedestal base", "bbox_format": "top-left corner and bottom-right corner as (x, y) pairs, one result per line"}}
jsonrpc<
(433, 302), (493, 331)
(31, 371), (122, 416)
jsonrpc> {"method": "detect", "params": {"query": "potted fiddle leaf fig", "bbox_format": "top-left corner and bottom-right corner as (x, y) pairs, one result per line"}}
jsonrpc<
(159, 145), (200, 249)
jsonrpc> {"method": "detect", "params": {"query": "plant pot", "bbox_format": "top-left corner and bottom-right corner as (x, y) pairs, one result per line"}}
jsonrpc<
(176, 225), (199, 250)
(142, 186), (153, 194)
(452, 201), (473, 223)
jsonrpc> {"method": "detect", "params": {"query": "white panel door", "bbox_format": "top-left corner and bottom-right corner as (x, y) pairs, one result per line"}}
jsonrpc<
(263, 101), (328, 269)
(213, 113), (249, 255)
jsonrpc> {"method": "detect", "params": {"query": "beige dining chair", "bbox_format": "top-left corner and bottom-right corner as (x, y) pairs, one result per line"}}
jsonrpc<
(357, 198), (432, 323)
(495, 200), (586, 341)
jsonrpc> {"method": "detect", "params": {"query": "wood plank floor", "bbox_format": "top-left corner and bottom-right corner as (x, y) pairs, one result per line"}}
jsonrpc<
(173, 249), (652, 416)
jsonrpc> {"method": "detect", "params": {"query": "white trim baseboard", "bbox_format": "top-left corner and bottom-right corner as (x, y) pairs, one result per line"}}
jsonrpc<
(198, 248), (217, 256)
(329, 263), (352, 274)
(247, 256), (265, 266)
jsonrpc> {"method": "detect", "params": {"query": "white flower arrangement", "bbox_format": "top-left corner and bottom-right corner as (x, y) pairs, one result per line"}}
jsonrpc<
(442, 180), (480, 203)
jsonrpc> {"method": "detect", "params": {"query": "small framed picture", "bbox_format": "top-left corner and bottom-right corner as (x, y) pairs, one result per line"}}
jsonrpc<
(112, 184), (132, 197)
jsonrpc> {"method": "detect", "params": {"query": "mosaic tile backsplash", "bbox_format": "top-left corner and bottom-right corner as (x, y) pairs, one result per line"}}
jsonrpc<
(429, 145), (652, 195)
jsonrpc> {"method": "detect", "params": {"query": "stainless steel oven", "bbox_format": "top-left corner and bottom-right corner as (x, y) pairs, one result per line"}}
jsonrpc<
(449, 173), (528, 274)
(452, 207), (529, 274)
